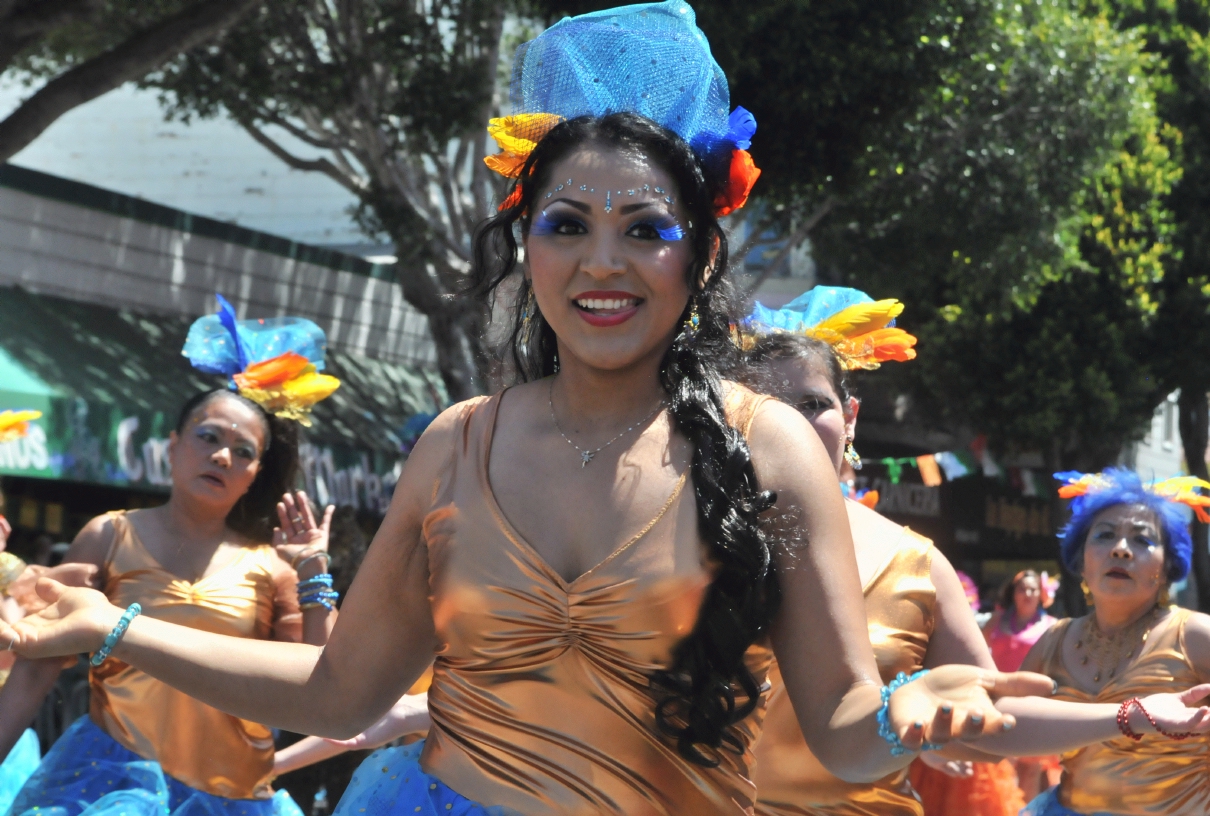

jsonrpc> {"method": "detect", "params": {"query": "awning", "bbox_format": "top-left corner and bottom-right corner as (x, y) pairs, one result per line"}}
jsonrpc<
(0, 285), (444, 513)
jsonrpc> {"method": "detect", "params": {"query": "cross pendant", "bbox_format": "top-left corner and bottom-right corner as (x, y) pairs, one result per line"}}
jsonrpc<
(580, 450), (595, 468)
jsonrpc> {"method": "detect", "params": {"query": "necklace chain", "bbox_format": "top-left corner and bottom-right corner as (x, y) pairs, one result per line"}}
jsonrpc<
(1076, 607), (1160, 683)
(548, 380), (663, 468)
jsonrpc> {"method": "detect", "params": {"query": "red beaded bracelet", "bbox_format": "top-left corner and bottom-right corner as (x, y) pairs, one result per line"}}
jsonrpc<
(1116, 698), (1143, 741)
(1134, 698), (1193, 740)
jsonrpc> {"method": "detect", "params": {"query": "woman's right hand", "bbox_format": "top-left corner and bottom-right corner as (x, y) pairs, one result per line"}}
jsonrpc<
(1133, 685), (1210, 736)
(0, 578), (122, 659)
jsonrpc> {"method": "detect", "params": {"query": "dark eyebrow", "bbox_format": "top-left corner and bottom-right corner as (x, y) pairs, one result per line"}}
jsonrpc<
(619, 201), (664, 215)
(547, 197), (590, 213)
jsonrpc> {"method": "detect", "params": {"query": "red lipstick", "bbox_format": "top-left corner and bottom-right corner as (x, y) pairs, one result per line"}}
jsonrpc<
(572, 290), (642, 327)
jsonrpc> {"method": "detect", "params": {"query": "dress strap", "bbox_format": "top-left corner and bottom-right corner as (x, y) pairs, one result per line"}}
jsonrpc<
(722, 381), (774, 440)
(100, 510), (129, 578)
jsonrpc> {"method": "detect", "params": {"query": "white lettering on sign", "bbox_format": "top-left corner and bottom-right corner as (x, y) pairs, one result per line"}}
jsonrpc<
(298, 443), (400, 515)
(872, 479), (941, 518)
(0, 424), (50, 472)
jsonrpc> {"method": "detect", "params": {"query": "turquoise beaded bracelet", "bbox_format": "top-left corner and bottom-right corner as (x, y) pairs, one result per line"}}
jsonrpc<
(90, 602), (142, 667)
(877, 670), (944, 756)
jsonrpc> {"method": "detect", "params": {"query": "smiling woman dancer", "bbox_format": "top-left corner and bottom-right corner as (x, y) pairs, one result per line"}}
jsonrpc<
(0, 305), (342, 816)
(0, 4), (1180, 815)
(1018, 469), (1210, 816)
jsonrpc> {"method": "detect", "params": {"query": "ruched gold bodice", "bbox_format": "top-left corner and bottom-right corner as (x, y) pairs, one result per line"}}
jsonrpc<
(90, 511), (298, 799)
(418, 387), (775, 815)
(754, 528), (936, 816)
(1034, 608), (1210, 816)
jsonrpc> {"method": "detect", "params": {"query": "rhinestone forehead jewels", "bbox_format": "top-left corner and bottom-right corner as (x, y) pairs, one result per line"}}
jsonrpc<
(542, 178), (675, 209)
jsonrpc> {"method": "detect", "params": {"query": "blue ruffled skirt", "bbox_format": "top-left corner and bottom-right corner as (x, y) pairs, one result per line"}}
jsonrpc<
(8, 717), (302, 816)
(1021, 788), (1125, 816)
(334, 740), (517, 816)
(0, 729), (41, 814)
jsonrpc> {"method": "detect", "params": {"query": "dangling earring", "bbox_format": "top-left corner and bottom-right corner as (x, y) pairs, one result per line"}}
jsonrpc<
(520, 285), (537, 346)
(843, 436), (862, 471)
(1080, 579), (1094, 607)
(682, 298), (701, 339)
(1157, 584), (1171, 608)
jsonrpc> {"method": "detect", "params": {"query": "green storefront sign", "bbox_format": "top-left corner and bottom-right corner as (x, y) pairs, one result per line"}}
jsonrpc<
(0, 290), (442, 515)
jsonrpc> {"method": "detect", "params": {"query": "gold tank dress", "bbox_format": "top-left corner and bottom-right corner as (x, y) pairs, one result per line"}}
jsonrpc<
(89, 510), (301, 799)
(1028, 608), (1210, 816)
(411, 386), (776, 815)
(753, 528), (935, 816)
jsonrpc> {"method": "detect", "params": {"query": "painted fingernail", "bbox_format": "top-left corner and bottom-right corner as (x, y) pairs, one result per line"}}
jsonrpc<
(1002, 721), (1014, 731)
(1052, 680), (1060, 695)
(971, 714), (983, 724)
(914, 721), (924, 730)
(941, 704), (953, 714)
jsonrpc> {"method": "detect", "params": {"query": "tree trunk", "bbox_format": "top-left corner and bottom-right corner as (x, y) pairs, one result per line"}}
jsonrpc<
(1178, 388), (1210, 612)
(424, 308), (484, 404)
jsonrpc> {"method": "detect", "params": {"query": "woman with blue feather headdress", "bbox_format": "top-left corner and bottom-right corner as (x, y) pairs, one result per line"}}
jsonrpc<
(0, 296), (345, 816)
(1014, 468), (1210, 816)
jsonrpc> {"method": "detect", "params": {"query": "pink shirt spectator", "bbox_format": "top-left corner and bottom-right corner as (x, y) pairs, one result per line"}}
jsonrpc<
(987, 610), (1056, 672)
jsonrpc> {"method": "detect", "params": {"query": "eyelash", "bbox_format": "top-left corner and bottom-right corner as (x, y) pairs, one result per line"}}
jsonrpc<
(796, 396), (835, 415)
(196, 428), (256, 460)
(530, 210), (684, 241)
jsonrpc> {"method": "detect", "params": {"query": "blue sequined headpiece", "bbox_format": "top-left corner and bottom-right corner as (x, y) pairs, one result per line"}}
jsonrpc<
(511, 0), (740, 159)
(486, 1), (761, 214)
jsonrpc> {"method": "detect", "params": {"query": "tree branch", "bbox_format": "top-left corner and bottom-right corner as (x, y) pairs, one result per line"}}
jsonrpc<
(0, 0), (95, 74)
(742, 196), (837, 299)
(0, 0), (262, 163)
(238, 119), (365, 196)
(732, 210), (781, 272)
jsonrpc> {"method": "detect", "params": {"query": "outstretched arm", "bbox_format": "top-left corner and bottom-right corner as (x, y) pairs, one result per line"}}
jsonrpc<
(0, 407), (463, 739)
(0, 514), (109, 758)
(750, 402), (1050, 783)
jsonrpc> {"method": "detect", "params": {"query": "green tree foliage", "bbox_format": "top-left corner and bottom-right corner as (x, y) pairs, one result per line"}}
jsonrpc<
(1092, 0), (1210, 606)
(0, 0), (260, 163)
(147, 0), (519, 402)
(803, 1), (1178, 464)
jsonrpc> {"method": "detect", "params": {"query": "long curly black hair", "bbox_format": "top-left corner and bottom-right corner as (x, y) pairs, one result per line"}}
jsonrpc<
(470, 112), (780, 765)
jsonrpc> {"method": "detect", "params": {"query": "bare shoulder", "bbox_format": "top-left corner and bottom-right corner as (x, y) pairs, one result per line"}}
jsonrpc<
(1179, 609), (1210, 672)
(845, 499), (907, 542)
(64, 512), (119, 568)
(384, 397), (493, 522)
(742, 394), (833, 491)
(1019, 615), (1072, 673)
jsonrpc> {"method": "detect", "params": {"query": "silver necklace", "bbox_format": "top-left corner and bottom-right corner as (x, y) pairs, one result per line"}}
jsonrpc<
(548, 380), (664, 468)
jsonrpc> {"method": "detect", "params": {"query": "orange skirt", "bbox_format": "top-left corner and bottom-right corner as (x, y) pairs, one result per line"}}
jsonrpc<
(910, 759), (1025, 816)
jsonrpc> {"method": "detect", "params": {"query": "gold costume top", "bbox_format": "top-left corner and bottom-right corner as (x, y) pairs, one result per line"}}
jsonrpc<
(419, 385), (776, 816)
(90, 511), (300, 800)
(754, 529), (935, 816)
(1034, 608), (1210, 816)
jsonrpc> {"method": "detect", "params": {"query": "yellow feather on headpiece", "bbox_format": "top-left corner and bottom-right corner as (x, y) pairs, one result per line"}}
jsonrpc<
(484, 113), (565, 178)
(739, 287), (918, 370)
(812, 299), (904, 337)
(0, 409), (42, 443)
(803, 300), (917, 371)
(1152, 476), (1210, 523)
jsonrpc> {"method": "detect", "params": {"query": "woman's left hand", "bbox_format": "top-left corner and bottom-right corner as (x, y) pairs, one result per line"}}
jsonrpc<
(888, 664), (1057, 750)
(274, 490), (335, 574)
